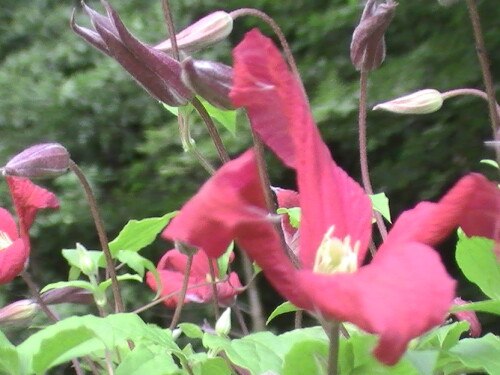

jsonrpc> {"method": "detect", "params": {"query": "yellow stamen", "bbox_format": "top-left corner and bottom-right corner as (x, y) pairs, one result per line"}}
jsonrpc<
(313, 226), (360, 274)
(0, 231), (13, 251)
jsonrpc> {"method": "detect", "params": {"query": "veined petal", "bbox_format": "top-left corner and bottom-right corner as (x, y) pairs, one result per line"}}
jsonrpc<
(231, 30), (372, 268)
(385, 173), (500, 249)
(6, 177), (59, 237)
(296, 241), (455, 365)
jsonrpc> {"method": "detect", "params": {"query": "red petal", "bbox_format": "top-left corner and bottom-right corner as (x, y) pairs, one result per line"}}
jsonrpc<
(0, 239), (27, 284)
(296, 241), (455, 365)
(163, 150), (267, 258)
(0, 208), (19, 241)
(6, 177), (59, 237)
(385, 173), (500, 248)
(231, 30), (372, 268)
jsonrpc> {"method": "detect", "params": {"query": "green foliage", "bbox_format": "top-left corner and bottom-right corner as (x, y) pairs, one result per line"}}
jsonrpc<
(266, 301), (300, 325)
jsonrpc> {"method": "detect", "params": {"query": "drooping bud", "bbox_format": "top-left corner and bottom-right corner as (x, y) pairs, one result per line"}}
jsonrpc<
(41, 286), (94, 305)
(2, 143), (70, 179)
(181, 58), (234, 110)
(0, 299), (39, 326)
(451, 297), (481, 337)
(437, 0), (462, 6)
(350, 0), (398, 72)
(155, 11), (233, 53)
(373, 89), (444, 114)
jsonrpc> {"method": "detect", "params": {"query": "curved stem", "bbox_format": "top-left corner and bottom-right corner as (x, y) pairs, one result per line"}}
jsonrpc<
(191, 97), (231, 164)
(229, 8), (307, 99)
(161, 0), (179, 61)
(207, 258), (220, 320)
(169, 254), (193, 329)
(358, 71), (388, 243)
(441, 88), (500, 117)
(69, 160), (124, 313)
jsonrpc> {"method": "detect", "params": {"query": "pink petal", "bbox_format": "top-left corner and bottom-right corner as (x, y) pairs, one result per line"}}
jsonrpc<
(231, 29), (372, 268)
(6, 177), (59, 237)
(452, 297), (481, 337)
(385, 173), (500, 249)
(0, 208), (19, 241)
(163, 149), (267, 258)
(296, 241), (455, 365)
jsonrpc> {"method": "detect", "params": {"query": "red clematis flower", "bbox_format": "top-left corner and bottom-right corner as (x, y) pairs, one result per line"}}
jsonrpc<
(163, 29), (500, 365)
(0, 177), (58, 283)
(146, 248), (242, 308)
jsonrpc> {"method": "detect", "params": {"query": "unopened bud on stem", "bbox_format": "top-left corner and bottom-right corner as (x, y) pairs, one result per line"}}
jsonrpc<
(0, 299), (39, 326)
(2, 143), (70, 179)
(155, 11), (233, 53)
(373, 89), (444, 114)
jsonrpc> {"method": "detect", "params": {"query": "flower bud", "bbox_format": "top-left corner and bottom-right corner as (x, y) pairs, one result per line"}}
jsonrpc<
(2, 143), (70, 179)
(175, 241), (199, 256)
(41, 286), (94, 305)
(181, 58), (234, 110)
(215, 307), (231, 336)
(373, 89), (444, 114)
(451, 297), (481, 337)
(350, 0), (397, 72)
(0, 299), (39, 326)
(77, 243), (97, 277)
(155, 11), (233, 53)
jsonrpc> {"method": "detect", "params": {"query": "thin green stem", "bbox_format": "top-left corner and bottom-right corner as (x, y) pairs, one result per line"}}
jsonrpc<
(169, 254), (193, 329)
(358, 70), (388, 244)
(327, 321), (340, 375)
(69, 160), (124, 313)
(191, 97), (231, 164)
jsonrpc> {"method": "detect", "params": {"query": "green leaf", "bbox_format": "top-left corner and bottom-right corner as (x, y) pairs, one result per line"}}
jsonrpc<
(451, 300), (500, 315)
(192, 355), (232, 375)
(369, 192), (391, 223)
(0, 332), (20, 375)
(276, 207), (301, 228)
(216, 242), (234, 280)
(109, 212), (177, 256)
(416, 321), (469, 351)
(178, 323), (203, 339)
(115, 344), (181, 375)
(200, 98), (237, 135)
(115, 250), (157, 278)
(449, 334), (500, 374)
(404, 350), (439, 375)
(282, 339), (328, 375)
(62, 248), (103, 271)
(266, 301), (301, 325)
(480, 159), (499, 169)
(97, 273), (143, 294)
(17, 314), (150, 374)
(455, 231), (500, 299)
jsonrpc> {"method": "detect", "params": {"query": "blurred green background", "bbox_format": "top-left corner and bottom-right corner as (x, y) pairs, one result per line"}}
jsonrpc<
(0, 0), (498, 346)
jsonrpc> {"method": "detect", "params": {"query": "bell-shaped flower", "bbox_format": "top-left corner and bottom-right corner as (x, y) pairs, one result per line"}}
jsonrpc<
(163, 29), (500, 365)
(0, 177), (59, 283)
(145, 248), (242, 308)
(350, 0), (397, 71)
(71, 1), (193, 106)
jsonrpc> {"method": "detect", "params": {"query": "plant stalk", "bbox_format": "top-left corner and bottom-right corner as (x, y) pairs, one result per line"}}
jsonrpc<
(168, 254), (193, 329)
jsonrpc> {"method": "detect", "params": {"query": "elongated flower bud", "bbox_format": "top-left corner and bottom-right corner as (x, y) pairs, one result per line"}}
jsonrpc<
(0, 299), (39, 326)
(2, 143), (70, 179)
(373, 89), (443, 114)
(181, 58), (234, 110)
(41, 286), (94, 305)
(155, 11), (233, 53)
(350, 0), (397, 72)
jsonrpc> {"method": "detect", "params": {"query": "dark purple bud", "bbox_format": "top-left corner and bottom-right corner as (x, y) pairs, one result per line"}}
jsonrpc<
(3, 143), (70, 179)
(350, 0), (397, 72)
(72, 1), (193, 107)
(181, 58), (234, 110)
(41, 287), (94, 306)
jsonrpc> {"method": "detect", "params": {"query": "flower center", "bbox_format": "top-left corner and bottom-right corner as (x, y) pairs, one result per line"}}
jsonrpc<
(0, 231), (13, 251)
(313, 226), (360, 274)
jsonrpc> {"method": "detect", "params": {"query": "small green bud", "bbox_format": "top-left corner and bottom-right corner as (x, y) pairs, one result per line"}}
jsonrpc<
(373, 89), (444, 114)
(215, 307), (231, 336)
(76, 243), (97, 277)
